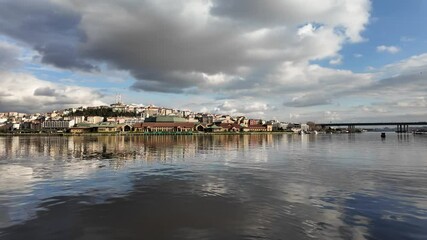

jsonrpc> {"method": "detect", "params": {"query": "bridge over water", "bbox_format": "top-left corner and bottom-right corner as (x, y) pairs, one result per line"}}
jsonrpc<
(317, 122), (427, 133)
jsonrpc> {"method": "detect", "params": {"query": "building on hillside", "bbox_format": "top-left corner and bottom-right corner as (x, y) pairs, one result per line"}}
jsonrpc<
(159, 108), (174, 116)
(186, 117), (199, 123)
(201, 114), (214, 124)
(48, 112), (58, 118)
(3, 112), (26, 117)
(145, 105), (160, 116)
(248, 119), (261, 126)
(214, 115), (235, 124)
(126, 105), (136, 112)
(235, 116), (248, 126)
(87, 116), (104, 124)
(111, 103), (126, 112)
(175, 110), (191, 118)
(71, 116), (85, 124)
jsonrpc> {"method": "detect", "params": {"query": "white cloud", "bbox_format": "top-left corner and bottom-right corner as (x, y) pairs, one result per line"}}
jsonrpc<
(376, 45), (400, 54)
(324, 111), (341, 121)
(329, 55), (343, 65)
(381, 53), (427, 76)
(0, 0), (372, 94)
(297, 23), (317, 38)
(0, 71), (106, 112)
(213, 100), (274, 118)
(400, 36), (415, 42)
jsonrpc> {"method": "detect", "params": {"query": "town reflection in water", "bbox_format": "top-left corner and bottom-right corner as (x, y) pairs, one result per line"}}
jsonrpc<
(0, 134), (298, 164)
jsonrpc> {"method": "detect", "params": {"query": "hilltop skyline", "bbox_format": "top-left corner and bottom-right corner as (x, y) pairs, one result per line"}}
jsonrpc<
(1, 0), (426, 122)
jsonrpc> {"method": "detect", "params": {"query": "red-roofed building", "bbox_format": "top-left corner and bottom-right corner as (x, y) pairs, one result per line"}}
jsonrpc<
(248, 119), (261, 126)
(219, 123), (242, 132)
(242, 124), (272, 132)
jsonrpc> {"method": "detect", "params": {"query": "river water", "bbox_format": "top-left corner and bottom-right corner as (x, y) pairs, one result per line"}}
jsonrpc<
(0, 133), (426, 239)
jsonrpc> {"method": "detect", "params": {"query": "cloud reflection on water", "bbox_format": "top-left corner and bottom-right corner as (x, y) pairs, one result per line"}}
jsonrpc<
(0, 134), (427, 239)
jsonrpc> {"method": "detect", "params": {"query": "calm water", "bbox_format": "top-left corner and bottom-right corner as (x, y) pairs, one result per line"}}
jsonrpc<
(0, 133), (426, 239)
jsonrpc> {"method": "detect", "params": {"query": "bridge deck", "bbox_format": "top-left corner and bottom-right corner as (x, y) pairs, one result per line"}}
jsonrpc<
(318, 122), (427, 127)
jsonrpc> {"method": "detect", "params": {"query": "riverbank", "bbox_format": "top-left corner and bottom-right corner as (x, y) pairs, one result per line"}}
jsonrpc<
(0, 131), (296, 137)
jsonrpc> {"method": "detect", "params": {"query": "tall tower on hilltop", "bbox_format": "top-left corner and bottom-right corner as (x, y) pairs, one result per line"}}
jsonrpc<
(111, 93), (126, 113)
(115, 94), (123, 104)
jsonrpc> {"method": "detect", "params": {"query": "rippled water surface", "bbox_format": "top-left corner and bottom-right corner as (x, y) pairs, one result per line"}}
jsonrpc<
(0, 133), (426, 239)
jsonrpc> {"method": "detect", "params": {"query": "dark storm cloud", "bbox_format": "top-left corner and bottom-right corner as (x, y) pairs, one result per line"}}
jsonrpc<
(371, 73), (427, 91)
(210, 0), (297, 26)
(342, 72), (427, 97)
(0, 42), (19, 69)
(78, 1), (251, 92)
(0, 0), (370, 96)
(0, 0), (96, 71)
(129, 71), (203, 93)
(37, 42), (98, 71)
(284, 94), (333, 107)
(34, 87), (57, 96)
(56, 0), (368, 93)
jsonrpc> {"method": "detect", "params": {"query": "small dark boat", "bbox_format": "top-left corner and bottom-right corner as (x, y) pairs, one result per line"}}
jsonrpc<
(381, 132), (386, 138)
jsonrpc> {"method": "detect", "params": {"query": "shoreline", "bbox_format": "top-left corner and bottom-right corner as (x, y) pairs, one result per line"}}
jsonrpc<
(0, 131), (296, 137)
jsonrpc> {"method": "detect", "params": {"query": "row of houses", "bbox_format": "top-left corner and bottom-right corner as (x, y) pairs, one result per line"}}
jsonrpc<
(2, 116), (301, 134)
(67, 122), (273, 134)
(1, 102), (310, 134)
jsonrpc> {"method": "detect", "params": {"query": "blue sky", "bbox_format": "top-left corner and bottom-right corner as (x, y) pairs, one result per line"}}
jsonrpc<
(338, 0), (427, 71)
(0, 0), (426, 122)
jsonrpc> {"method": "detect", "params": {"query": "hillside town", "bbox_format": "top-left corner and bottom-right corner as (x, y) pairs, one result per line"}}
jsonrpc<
(0, 99), (312, 134)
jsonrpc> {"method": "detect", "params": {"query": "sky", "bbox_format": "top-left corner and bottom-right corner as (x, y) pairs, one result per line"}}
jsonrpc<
(0, 0), (426, 122)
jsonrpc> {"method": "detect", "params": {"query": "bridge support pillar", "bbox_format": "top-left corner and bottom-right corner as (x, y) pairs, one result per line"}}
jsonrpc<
(396, 124), (410, 133)
(348, 125), (356, 133)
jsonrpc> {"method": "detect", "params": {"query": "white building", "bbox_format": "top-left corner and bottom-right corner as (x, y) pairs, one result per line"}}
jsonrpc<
(86, 116), (104, 124)
(42, 120), (75, 130)
(301, 123), (309, 131)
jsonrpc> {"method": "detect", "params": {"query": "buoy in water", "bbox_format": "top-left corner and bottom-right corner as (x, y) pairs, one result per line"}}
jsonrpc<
(381, 132), (386, 138)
